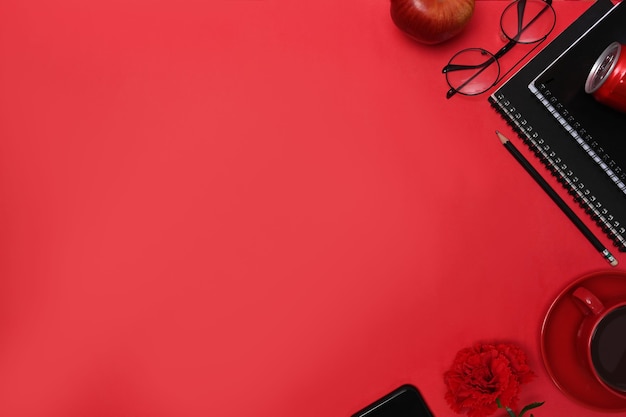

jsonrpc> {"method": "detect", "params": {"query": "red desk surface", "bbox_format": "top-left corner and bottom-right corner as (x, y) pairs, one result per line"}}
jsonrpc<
(0, 0), (621, 416)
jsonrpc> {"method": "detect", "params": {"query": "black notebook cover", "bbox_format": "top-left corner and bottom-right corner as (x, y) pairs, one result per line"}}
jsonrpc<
(489, 0), (626, 251)
(529, 2), (626, 195)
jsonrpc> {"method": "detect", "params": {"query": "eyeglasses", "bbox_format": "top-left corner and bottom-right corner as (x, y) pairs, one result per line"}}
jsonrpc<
(442, 0), (555, 99)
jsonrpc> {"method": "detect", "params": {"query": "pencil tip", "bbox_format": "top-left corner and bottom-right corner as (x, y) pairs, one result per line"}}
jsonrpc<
(611, 259), (618, 267)
(496, 130), (508, 144)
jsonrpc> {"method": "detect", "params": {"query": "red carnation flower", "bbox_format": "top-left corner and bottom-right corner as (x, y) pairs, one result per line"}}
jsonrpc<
(444, 343), (539, 417)
(495, 343), (535, 385)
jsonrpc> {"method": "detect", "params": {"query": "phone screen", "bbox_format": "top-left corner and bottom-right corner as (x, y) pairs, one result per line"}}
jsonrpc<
(351, 385), (435, 417)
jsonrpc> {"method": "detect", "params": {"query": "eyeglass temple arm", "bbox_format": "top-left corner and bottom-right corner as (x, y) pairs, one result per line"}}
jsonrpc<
(442, 39), (516, 73)
(516, 0), (526, 39)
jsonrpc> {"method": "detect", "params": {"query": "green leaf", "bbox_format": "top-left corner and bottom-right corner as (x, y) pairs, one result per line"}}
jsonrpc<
(496, 398), (504, 409)
(518, 402), (545, 417)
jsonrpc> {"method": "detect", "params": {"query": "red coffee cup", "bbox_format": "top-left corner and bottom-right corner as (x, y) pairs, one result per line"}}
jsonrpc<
(573, 286), (626, 397)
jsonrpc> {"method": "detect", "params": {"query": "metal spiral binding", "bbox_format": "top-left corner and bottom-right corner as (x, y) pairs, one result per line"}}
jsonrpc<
(489, 92), (626, 251)
(530, 82), (626, 194)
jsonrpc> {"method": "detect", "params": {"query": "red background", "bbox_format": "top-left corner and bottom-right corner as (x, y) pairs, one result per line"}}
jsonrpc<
(0, 0), (621, 416)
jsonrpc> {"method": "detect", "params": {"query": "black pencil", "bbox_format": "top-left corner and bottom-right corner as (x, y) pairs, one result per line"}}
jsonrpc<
(496, 130), (618, 267)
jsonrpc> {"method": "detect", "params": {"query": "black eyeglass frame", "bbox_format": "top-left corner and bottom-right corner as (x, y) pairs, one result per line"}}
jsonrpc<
(442, 0), (555, 99)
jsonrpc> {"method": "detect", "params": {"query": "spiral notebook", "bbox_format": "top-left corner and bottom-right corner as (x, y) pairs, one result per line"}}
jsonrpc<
(488, 0), (626, 251)
(529, 2), (626, 196)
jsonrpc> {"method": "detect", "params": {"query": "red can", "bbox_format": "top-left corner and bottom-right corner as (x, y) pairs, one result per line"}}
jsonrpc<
(585, 42), (626, 114)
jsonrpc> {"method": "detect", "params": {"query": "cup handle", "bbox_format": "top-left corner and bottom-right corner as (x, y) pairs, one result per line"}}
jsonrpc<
(572, 286), (605, 315)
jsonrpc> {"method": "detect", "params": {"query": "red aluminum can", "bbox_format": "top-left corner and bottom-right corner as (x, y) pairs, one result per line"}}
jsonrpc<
(585, 42), (626, 113)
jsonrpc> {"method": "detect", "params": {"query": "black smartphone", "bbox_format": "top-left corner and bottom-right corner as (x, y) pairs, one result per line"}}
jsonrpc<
(351, 385), (435, 417)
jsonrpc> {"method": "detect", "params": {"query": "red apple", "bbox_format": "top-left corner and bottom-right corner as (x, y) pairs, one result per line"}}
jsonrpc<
(390, 0), (475, 45)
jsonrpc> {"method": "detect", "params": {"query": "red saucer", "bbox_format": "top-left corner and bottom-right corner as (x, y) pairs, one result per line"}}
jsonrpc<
(541, 270), (626, 412)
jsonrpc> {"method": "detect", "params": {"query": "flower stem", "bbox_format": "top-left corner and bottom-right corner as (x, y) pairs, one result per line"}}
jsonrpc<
(495, 398), (545, 417)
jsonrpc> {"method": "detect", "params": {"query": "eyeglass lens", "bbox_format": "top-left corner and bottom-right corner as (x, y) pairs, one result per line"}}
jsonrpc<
(501, 0), (555, 43)
(445, 49), (500, 97)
